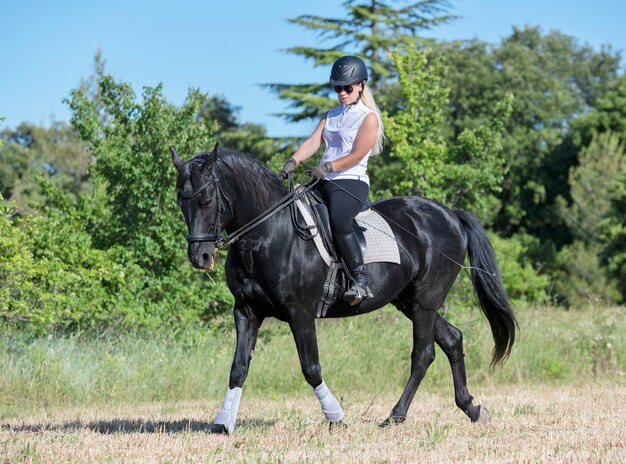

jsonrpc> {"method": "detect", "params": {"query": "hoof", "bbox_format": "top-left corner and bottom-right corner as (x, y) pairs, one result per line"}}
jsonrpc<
(379, 416), (406, 428)
(474, 405), (491, 423)
(329, 420), (347, 431)
(209, 423), (229, 434)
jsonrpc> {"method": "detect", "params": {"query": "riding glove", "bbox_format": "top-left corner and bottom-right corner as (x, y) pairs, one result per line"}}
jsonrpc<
(309, 162), (333, 180)
(280, 158), (297, 179)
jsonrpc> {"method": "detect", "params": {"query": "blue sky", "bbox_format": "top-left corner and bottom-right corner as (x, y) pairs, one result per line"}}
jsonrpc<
(1, 0), (625, 138)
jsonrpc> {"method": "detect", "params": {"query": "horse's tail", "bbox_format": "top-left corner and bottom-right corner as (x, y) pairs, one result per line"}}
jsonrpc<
(454, 210), (518, 368)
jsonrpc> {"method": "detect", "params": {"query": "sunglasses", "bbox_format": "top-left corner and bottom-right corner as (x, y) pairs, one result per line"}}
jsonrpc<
(333, 83), (360, 94)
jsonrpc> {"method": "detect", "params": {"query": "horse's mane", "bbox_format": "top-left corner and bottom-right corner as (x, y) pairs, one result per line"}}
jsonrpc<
(183, 148), (287, 207)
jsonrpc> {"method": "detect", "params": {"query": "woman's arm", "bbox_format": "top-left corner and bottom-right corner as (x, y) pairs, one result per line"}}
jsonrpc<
(328, 113), (378, 172)
(291, 116), (327, 164)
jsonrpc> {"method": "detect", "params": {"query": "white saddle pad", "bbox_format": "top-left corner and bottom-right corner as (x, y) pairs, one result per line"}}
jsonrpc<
(355, 208), (401, 264)
(295, 198), (401, 267)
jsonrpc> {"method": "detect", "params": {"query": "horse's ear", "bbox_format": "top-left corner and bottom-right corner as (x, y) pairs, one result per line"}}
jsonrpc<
(170, 146), (183, 171)
(203, 143), (219, 168)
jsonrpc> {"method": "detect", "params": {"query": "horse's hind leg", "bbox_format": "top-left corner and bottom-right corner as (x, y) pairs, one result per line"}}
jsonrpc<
(434, 314), (491, 423)
(380, 303), (436, 427)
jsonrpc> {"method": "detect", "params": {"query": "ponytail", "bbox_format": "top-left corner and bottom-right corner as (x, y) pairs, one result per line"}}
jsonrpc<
(360, 85), (385, 155)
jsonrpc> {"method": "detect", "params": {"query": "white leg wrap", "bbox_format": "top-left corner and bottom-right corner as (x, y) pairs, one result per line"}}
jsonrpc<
(214, 387), (242, 433)
(314, 380), (345, 422)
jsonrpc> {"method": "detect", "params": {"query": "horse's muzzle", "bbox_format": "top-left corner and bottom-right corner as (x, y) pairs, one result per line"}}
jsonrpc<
(188, 241), (216, 270)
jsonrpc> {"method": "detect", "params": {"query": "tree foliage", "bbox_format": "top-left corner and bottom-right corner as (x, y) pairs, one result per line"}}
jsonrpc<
(67, 76), (218, 272)
(380, 43), (513, 219)
(559, 132), (626, 242)
(434, 27), (622, 241)
(0, 122), (90, 213)
(0, 180), (231, 334)
(554, 241), (621, 307)
(600, 172), (626, 300)
(552, 132), (624, 305)
(570, 74), (626, 148)
(0, 186), (145, 333)
(0, 73), (239, 334)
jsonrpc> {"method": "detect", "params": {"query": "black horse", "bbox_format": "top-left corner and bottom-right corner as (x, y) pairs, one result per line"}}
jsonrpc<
(171, 145), (517, 434)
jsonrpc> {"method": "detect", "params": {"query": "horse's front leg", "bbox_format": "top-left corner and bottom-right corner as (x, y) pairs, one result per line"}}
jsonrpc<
(212, 303), (263, 434)
(289, 313), (344, 424)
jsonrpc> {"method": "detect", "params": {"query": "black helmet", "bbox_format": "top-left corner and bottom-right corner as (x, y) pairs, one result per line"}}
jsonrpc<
(329, 56), (368, 86)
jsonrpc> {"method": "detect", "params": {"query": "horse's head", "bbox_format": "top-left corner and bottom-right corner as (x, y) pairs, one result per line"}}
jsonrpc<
(171, 144), (230, 270)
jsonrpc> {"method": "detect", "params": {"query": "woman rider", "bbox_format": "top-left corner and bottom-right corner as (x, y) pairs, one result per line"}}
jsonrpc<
(280, 55), (385, 305)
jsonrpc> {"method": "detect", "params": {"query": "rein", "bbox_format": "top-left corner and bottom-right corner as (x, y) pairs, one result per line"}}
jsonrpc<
(216, 178), (318, 249)
(183, 166), (318, 249)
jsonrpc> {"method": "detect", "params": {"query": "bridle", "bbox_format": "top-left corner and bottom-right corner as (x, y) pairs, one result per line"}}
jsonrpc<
(179, 166), (317, 249)
(179, 174), (225, 244)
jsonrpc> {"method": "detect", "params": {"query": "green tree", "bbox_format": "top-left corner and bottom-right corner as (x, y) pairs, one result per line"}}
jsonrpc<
(565, 76), (626, 302)
(0, 122), (90, 212)
(67, 75), (218, 273)
(0, 182), (148, 333)
(2, 70), (246, 334)
(559, 132), (626, 242)
(600, 172), (626, 300)
(433, 27), (621, 240)
(64, 73), (233, 325)
(554, 241), (621, 306)
(1, 174), (232, 334)
(266, 0), (456, 122)
(554, 132), (624, 305)
(379, 43), (513, 219)
(570, 74), (626, 148)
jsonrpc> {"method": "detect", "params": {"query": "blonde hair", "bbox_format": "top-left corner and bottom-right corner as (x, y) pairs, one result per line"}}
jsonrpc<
(360, 84), (385, 155)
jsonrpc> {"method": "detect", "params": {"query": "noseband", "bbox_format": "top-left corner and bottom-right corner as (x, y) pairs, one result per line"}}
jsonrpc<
(186, 231), (220, 243)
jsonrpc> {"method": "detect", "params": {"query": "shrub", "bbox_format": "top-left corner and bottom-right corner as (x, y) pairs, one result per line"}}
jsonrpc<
(0, 187), (232, 335)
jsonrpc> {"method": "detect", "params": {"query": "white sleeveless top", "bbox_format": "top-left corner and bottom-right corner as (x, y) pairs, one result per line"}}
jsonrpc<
(321, 100), (373, 185)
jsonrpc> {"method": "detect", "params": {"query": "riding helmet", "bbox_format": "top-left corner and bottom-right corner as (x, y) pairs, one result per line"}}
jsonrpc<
(329, 56), (368, 85)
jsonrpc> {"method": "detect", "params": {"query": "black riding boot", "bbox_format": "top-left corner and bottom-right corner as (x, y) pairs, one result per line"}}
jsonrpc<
(335, 231), (373, 305)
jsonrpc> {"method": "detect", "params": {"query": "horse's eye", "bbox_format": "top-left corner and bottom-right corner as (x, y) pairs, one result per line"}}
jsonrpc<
(198, 198), (213, 208)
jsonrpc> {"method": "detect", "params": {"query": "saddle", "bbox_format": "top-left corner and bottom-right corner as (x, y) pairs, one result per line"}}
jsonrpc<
(292, 189), (400, 317)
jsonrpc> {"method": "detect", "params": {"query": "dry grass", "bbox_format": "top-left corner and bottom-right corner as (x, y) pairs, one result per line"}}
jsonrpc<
(1, 384), (624, 463)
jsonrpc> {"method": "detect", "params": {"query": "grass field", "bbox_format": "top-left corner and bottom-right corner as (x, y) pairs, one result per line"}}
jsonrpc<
(1, 385), (624, 463)
(1, 305), (625, 462)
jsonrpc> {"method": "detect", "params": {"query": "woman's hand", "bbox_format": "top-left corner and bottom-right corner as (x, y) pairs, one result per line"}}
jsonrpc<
(308, 162), (333, 180)
(279, 158), (297, 179)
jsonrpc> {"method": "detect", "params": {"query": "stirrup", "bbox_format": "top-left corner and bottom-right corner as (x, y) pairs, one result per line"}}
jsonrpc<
(343, 280), (372, 306)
